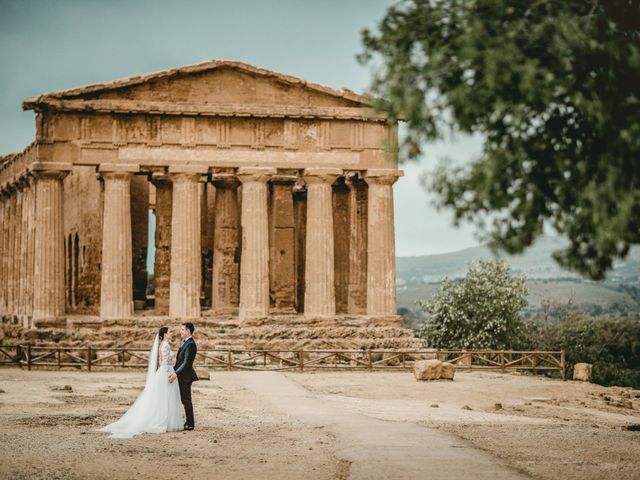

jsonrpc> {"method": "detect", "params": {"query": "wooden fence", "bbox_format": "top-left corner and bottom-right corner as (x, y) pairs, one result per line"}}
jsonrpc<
(0, 344), (565, 379)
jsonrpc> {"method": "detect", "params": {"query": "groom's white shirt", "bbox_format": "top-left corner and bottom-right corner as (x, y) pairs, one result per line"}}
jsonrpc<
(181, 335), (193, 346)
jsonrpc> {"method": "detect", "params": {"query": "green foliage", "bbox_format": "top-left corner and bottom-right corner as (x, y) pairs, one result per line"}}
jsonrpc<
(416, 259), (528, 348)
(360, 0), (640, 280)
(525, 314), (640, 388)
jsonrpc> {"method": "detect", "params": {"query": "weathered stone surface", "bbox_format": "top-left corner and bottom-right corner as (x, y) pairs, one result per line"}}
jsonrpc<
(347, 177), (367, 314)
(333, 178), (350, 314)
(441, 362), (455, 380)
(414, 359), (443, 381)
(61, 165), (103, 315)
(237, 167), (274, 320)
(303, 168), (340, 317)
(211, 176), (240, 313)
(33, 168), (71, 320)
(269, 178), (296, 311)
(151, 178), (172, 314)
(573, 363), (593, 382)
(169, 172), (202, 318)
(99, 169), (134, 318)
(413, 350), (438, 361)
(364, 170), (402, 316)
(2, 313), (420, 351)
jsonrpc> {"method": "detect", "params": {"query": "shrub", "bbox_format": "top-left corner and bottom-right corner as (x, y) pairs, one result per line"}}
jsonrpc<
(525, 315), (640, 388)
(416, 260), (528, 349)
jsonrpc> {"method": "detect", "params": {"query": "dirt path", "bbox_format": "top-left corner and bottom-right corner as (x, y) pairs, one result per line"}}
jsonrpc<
(290, 370), (640, 480)
(237, 371), (528, 479)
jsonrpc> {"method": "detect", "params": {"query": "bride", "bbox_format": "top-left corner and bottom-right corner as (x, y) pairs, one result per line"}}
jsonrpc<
(97, 326), (183, 438)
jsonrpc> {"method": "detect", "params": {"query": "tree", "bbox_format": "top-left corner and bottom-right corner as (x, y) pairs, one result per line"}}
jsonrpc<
(416, 259), (528, 349)
(360, 0), (640, 280)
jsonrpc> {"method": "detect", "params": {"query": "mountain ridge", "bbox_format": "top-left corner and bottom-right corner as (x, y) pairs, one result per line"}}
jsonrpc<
(397, 236), (640, 285)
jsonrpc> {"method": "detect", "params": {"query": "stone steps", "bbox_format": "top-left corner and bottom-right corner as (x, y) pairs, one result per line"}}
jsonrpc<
(1, 313), (423, 350)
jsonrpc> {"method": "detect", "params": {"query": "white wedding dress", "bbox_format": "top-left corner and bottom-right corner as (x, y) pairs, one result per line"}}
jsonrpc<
(97, 335), (183, 438)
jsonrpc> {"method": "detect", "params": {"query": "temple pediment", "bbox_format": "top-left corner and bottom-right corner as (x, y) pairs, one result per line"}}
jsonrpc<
(23, 60), (372, 112)
(2, 60), (398, 181)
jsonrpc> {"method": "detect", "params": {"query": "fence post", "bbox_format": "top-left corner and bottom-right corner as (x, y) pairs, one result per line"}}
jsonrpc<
(27, 344), (32, 371)
(368, 350), (373, 371)
(560, 351), (566, 381)
(227, 350), (232, 371)
(57, 348), (61, 369)
(16, 345), (22, 368)
(87, 346), (92, 372)
(532, 352), (537, 375)
(298, 351), (304, 372)
(500, 351), (505, 373)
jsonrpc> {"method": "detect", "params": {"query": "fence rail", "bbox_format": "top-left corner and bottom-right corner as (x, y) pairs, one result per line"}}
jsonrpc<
(0, 344), (565, 379)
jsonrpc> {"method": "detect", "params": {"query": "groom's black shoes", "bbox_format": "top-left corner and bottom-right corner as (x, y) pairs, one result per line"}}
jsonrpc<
(184, 425), (194, 431)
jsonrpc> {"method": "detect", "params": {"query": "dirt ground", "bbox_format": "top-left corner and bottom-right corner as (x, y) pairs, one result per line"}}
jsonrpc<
(0, 368), (638, 479)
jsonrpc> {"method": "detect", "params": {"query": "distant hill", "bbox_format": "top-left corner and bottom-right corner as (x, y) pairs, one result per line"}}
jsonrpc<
(396, 236), (640, 313)
(397, 236), (640, 285)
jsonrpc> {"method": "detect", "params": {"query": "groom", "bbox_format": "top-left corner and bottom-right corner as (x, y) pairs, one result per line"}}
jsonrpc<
(169, 322), (198, 430)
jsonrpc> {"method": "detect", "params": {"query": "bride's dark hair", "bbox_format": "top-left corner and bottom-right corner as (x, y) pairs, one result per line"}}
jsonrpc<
(158, 326), (169, 340)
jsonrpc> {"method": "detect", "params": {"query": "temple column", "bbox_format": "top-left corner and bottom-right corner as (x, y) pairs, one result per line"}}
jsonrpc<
(18, 178), (31, 318)
(16, 182), (24, 317)
(211, 174), (241, 313)
(0, 189), (7, 314)
(25, 176), (36, 320)
(237, 167), (275, 320)
(364, 169), (402, 316)
(303, 168), (341, 317)
(99, 165), (137, 318)
(169, 168), (204, 318)
(15, 189), (24, 316)
(7, 190), (17, 315)
(32, 164), (72, 320)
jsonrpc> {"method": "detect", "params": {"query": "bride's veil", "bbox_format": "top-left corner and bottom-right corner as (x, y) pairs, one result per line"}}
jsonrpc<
(145, 333), (160, 390)
(97, 333), (161, 437)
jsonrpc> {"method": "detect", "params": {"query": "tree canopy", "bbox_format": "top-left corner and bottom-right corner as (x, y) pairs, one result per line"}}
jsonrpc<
(360, 0), (640, 280)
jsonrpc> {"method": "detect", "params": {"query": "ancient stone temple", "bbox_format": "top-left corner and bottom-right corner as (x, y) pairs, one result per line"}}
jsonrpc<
(0, 60), (417, 349)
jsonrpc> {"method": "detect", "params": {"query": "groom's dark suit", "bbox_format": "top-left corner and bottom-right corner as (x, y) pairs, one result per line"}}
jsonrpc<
(174, 336), (198, 428)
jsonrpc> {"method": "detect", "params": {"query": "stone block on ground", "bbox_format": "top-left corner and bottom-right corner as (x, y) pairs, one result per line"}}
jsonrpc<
(195, 368), (210, 380)
(440, 362), (455, 380)
(414, 359), (443, 381)
(573, 363), (592, 382)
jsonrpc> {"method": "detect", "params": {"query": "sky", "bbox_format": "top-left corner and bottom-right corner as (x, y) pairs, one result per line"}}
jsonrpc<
(0, 0), (482, 257)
